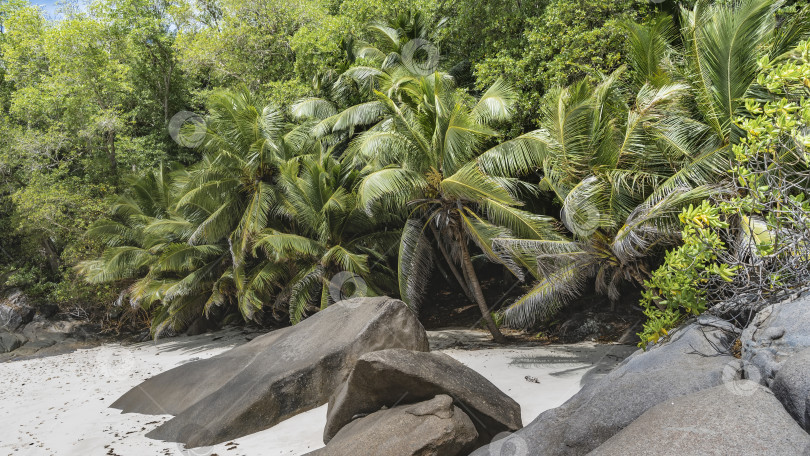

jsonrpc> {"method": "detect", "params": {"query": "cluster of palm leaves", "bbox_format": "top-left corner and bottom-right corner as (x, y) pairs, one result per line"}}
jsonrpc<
(81, 0), (809, 339)
(483, 0), (810, 327)
(78, 90), (396, 335)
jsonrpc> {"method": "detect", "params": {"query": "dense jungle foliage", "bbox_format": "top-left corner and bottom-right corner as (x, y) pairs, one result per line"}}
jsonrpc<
(1, 0), (809, 341)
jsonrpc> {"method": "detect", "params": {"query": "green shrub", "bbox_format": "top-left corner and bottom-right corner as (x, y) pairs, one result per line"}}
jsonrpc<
(638, 201), (737, 348)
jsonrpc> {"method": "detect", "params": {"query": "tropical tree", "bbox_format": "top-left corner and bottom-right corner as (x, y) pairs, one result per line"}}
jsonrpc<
(80, 88), (319, 335)
(624, 0), (810, 179)
(475, 0), (810, 328)
(353, 10), (444, 72)
(254, 152), (397, 323)
(478, 71), (719, 328)
(78, 165), (178, 287)
(351, 74), (559, 342)
(291, 12), (449, 145)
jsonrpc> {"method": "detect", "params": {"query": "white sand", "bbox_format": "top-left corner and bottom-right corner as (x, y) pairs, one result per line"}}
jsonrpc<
(0, 329), (635, 456)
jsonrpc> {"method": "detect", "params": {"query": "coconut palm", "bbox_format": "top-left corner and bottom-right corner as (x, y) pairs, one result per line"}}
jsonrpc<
(477, 71), (719, 327)
(78, 164), (178, 286)
(292, 13), (451, 143)
(622, 0), (810, 182)
(472, 0), (808, 328)
(80, 88), (320, 335)
(354, 11), (445, 73)
(351, 73), (559, 342)
(76, 164), (234, 335)
(254, 152), (397, 323)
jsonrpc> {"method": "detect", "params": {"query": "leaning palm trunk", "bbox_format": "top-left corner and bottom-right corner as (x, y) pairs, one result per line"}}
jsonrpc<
(459, 232), (507, 343)
(430, 224), (475, 302)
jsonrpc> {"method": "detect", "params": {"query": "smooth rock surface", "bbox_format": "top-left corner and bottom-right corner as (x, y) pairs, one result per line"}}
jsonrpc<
(742, 294), (810, 384)
(310, 395), (478, 456)
(113, 297), (429, 447)
(588, 381), (810, 455)
(771, 347), (810, 431)
(324, 348), (521, 447)
(470, 317), (739, 456)
(0, 331), (23, 353)
(0, 289), (34, 332)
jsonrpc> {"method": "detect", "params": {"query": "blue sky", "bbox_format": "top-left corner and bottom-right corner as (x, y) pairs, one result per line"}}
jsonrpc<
(30, 0), (62, 17)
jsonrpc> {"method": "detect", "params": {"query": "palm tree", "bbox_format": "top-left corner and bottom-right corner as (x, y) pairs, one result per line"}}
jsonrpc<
(254, 152), (397, 323)
(354, 11), (445, 73)
(623, 0), (809, 178)
(292, 13), (451, 144)
(352, 74), (559, 342)
(474, 0), (809, 328)
(478, 71), (719, 327)
(78, 165), (178, 286)
(76, 164), (234, 335)
(81, 88), (319, 335)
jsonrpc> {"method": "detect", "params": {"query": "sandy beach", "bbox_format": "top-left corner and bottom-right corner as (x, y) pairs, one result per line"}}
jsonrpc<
(0, 329), (635, 456)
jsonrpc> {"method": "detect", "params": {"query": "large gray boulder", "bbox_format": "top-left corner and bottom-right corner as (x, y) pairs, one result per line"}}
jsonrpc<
(588, 381), (810, 455)
(112, 297), (429, 447)
(0, 331), (24, 353)
(771, 347), (810, 431)
(0, 289), (34, 332)
(471, 317), (739, 456)
(323, 348), (522, 447)
(741, 293), (810, 384)
(310, 395), (478, 456)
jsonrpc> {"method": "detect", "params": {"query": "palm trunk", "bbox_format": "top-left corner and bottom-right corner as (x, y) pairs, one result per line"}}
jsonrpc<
(458, 236), (506, 343)
(430, 224), (474, 302)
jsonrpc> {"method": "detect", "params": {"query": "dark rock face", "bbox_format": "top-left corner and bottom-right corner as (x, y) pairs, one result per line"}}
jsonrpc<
(184, 315), (217, 336)
(741, 294), (810, 384)
(588, 381), (810, 456)
(111, 297), (429, 447)
(470, 317), (739, 456)
(0, 290), (34, 332)
(556, 311), (633, 343)
(323, 348), (522, 447)
(0, 331), (24, 353)
(310, 395), (478, 456)
(771, 348), (810, 432)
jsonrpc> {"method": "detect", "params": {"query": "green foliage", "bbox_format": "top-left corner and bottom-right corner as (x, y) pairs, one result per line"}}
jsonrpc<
(718, 39), (810, 294)
(3, 0), (809, 341)
(637, 38), (810, 347)
(638, 201), (736, 347)
(473, 0), (649, 131)
(492, 0), (804, 329)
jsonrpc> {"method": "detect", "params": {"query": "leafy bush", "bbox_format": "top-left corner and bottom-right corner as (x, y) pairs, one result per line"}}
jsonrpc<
(638, 201), (737, 347)
(638, 39), (810, 346)
(709, 40), (810, 308)
(474, 0), (649, 131)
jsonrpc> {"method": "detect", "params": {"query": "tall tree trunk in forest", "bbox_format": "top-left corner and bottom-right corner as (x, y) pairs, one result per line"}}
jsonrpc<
(458, 234), (506, 343)
(41, 237), (61, 276)
(106, 130), (118, 178)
